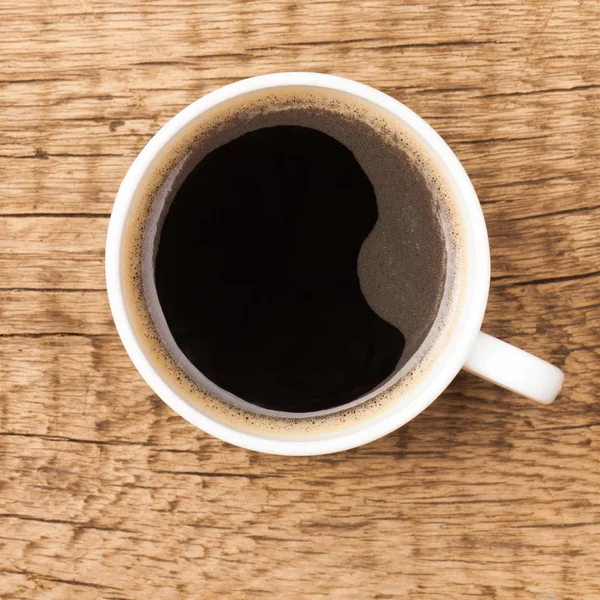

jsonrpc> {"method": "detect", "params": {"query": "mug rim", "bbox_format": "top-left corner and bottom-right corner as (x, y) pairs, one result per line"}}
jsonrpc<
(105, 72), (490, 455)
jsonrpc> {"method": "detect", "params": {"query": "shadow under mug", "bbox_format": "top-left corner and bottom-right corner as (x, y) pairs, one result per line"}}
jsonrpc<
(106, 73), (564, 455)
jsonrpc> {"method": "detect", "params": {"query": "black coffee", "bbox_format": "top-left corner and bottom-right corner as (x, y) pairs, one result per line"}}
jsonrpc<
(155, 126), (405, 412)
(151, 99), (447, 414)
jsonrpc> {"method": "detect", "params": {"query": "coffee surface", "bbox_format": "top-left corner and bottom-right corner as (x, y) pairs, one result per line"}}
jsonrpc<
(124, 87), (459, 428)
(155, 126), (406, 412)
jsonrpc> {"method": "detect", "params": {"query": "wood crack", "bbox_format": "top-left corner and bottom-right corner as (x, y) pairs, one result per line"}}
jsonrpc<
(480, 84), (600, 98)
(0, 569), (121, 591)
(0, 213), (111, 218)
(491, 270), (600, 288)
(0, 431), (156, 447)
(153, 469), (282, 479)
(504, 205), (600, 222)
(0, 513), (135, 534)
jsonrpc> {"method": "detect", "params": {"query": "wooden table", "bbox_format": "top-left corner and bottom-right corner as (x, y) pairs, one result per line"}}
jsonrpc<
(2, 1), (599, 598)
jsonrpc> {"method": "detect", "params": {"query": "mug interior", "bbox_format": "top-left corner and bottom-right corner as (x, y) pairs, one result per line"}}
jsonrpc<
(106, 73), (490, 454)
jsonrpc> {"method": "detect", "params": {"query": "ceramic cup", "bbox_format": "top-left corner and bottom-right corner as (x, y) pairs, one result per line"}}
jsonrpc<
(106, 73), (564, 455)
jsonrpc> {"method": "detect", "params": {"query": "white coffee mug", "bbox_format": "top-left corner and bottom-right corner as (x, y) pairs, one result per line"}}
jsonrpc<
(106, 72), (564, 455)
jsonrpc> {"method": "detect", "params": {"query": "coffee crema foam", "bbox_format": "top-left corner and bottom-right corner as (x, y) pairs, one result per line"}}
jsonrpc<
(122, 86), (467, 437)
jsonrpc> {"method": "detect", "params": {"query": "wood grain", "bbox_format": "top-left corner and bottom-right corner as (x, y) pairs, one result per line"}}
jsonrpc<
(1, 0), (599, 598)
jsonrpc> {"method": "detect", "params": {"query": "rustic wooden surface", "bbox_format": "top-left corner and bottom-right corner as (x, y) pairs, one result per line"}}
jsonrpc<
(1, 1), (599, 598)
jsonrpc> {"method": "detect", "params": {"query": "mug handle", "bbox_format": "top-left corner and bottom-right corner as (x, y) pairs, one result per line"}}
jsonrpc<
(463, 332), (564, 404)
